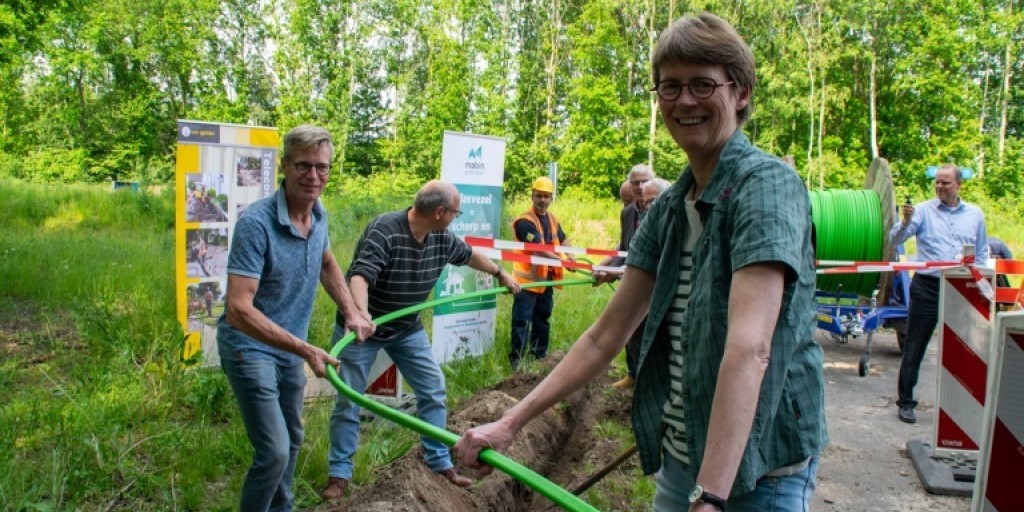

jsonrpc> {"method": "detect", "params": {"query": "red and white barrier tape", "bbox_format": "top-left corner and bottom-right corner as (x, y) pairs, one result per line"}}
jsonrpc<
(467, 235), (1021, 302)
(473, 247), (624, 275)
(816, 261), (962, 274)
(465, 236), (627, 259)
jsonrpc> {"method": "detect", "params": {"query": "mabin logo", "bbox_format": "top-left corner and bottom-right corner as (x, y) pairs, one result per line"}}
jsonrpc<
(468, 146), (483, 159)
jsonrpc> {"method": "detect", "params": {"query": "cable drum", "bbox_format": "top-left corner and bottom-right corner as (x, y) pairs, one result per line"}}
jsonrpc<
(811, 189), (884, 296)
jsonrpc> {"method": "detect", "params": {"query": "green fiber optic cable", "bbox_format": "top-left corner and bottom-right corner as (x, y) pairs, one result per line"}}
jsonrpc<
(810, 189), (884, 296)
(326, 277), (601, 512)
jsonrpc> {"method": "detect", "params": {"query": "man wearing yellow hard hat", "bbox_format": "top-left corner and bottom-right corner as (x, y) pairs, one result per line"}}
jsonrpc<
(508, 176), (574, 368)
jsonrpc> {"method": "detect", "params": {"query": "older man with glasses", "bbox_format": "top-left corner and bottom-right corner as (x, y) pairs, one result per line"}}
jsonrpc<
(322, 180), (519, 500)
(595, 164), (656, 388)
(217, 124), (374, 511)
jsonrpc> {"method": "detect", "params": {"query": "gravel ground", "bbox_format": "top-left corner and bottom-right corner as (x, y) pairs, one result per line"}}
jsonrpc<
(815, 329), (971, 512)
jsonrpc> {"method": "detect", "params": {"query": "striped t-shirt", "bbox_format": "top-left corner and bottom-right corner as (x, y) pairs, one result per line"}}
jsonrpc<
(662, 198), (704, 464)
(339, 208), (472, 342)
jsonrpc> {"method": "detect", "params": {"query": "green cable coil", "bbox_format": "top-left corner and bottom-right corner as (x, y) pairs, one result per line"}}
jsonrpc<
(810, 189), (884, 297)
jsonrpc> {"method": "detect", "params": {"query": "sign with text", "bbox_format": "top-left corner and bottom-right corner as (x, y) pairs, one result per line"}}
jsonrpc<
(175, 120), (278, 367)
(432, 131), (507, 363)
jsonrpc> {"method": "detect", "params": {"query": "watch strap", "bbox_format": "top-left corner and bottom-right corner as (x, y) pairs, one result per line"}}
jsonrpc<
(697, 490), (726, 510)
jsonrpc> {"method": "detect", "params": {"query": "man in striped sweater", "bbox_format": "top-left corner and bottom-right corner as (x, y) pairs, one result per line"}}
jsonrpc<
(322, 180), (519, 500)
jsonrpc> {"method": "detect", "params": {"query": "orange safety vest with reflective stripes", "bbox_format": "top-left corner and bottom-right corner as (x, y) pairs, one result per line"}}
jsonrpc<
(511, 209), (565, 294)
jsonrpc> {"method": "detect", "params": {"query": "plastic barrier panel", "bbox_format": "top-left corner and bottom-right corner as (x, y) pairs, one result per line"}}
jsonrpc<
(972, 312), (1024, 511)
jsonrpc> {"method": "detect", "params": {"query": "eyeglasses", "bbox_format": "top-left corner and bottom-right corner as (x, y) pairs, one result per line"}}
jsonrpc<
(442, 206), (463, 218)
(290, 161), (331, 176)
(651, 78), (734, 101)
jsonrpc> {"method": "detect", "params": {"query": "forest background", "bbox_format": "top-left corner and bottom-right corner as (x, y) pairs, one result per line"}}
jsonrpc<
(0, 0), (1022, 203)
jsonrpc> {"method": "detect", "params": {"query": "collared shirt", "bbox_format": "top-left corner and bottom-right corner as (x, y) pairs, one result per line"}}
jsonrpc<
(626, 130), (827, 496)
(341, 208), (473, 342)
(889, 197), (988, 276)
(217, 184), (330, 365)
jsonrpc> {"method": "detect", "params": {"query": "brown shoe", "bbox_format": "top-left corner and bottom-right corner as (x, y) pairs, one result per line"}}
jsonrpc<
(321, 476), (348, 500)
(437, 467), (473, 488)
(612, 375), (636, 389)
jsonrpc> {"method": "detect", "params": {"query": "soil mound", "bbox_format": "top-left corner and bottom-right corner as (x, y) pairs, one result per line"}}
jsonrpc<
(313, 359), (634, 512)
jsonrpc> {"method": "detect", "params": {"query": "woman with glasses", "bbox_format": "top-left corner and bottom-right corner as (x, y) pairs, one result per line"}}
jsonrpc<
(456, 13), (825, 512)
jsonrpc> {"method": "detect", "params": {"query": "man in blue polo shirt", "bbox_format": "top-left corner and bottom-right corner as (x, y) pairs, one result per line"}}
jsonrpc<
(889, 164), (988, 424)
(217, 124), (374, 512)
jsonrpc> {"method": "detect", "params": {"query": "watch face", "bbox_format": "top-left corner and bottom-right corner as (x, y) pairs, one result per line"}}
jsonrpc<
(689, 485), (703, 503)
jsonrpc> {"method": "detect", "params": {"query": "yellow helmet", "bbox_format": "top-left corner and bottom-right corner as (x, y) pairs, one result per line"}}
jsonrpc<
(531, 176), (554, 193)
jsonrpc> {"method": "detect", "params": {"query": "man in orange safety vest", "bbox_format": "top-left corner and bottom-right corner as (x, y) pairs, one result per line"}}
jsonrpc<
(509, 176), (573, 368)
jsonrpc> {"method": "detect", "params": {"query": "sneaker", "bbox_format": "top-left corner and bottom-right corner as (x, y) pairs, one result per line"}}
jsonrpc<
(898, 406), (916, 424)
(321, 476), (348, 500)
(437, 467), (473, 488)
(612, 376), (636, 389)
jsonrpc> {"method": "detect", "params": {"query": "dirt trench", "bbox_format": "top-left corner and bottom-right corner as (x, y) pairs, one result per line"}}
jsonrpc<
(311, 362), (634, 512)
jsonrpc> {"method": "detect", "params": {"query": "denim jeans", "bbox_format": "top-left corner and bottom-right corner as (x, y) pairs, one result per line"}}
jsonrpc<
(653, 451), (819, 512)
(510, 287), (554, 362)
(221, 354), (307, 512)
(328, 326), (452, 479)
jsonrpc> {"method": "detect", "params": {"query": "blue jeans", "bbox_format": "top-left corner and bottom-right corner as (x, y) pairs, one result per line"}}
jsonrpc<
(221, 354), (307, 512)
(328, 326), (453, 479)
(653, 451), (819, 512)
(510, 287), (554, 362)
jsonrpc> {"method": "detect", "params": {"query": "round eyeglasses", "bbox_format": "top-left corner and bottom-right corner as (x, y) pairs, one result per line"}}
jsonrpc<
(651, 78), (734, 101)
(290, 161), (331, 177)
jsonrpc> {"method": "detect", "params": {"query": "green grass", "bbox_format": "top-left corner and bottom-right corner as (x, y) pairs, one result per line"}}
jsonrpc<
(0, 178), (635, 511)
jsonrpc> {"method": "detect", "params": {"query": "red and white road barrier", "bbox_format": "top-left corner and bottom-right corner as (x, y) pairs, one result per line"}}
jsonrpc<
(972, 311), (1024, 511)
(366, 352), (405, 406)
(934, 264), (996, 458)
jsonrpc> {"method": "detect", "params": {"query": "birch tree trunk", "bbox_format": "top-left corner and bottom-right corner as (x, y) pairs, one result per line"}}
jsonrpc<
(869, 49), (878, 159)
(978, 68), (990, 178)
(648, 0), (657, 168)
(998, 39), (1012, 165)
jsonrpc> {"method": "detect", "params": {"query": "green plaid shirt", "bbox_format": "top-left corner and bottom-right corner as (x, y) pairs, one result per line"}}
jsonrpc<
(626, 130), (828, 496)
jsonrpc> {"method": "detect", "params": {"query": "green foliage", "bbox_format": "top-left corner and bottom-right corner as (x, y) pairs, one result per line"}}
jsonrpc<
(0, 0), (1020, 199)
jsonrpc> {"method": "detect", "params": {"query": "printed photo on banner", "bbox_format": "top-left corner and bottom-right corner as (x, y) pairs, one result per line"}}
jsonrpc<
(236, 156), (263, 187)
(185, 172), (229, 223)
(186, 280), (224, 322)
(185, 278), (226, 366)
(186, 228), (229, 278)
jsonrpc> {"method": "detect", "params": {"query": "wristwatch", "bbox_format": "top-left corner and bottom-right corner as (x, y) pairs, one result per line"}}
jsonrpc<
(689, 484), (726, 510)
(492, 266), (503, 278)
